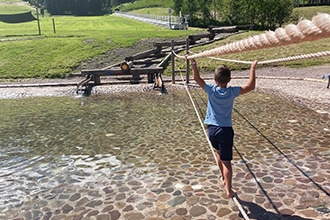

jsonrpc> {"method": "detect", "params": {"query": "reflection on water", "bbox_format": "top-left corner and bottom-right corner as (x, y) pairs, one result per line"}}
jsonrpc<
(0, 91), (204, 213)
(0, 90), (329, 218)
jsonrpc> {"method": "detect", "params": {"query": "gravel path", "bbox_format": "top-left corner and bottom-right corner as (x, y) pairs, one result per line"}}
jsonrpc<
(0, 65), (329, 116)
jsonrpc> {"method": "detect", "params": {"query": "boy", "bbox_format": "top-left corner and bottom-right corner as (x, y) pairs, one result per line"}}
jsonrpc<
(189, 57), (258, 198)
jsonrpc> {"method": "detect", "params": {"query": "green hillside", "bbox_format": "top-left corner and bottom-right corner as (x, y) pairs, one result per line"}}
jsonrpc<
(0, 0), (198, 79)
(115, 0), (173, 13)
(292, 5), (330, 20)
(0, 0), (33, 14)
(0, 1), (330, 79)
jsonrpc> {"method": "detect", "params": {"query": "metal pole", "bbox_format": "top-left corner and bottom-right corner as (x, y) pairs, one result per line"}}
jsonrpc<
(186, 38), (190, 84)
(171, 40), (175, 84)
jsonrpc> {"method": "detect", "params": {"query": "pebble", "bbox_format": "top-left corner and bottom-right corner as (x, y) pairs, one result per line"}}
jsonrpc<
(1, 66), (329, 219)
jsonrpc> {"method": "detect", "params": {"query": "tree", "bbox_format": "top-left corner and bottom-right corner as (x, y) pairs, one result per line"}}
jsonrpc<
(257, 0), (293, 29)
(45, 0), (109, 15)
(221, 0), (292, 29)
(173, 0), (183, 16)
(174, 0), (215, 27)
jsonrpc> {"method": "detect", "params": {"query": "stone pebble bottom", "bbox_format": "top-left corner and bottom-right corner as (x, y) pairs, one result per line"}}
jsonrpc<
(3, 93), (329, 220)
(1, 68), (330, 220)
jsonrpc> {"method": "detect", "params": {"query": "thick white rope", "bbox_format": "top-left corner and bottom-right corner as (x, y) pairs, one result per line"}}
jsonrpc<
(185, 50), (330, 65)
(175, 58), (250, 220)
(186, 13), (330, 59)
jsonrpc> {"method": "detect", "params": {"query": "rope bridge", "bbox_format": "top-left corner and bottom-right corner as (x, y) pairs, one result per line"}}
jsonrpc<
(183, 13), (330, 63)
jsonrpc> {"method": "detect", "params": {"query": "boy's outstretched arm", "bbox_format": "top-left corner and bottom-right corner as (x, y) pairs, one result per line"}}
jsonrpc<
(190, 58), (206, 89)
(240, 60), (258, 94)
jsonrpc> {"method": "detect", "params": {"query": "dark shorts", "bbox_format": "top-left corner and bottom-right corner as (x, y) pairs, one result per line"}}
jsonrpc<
(207, 125), (234, 161)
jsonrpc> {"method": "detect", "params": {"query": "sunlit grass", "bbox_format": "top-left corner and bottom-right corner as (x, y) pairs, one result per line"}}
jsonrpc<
(293, 5), (330, 20)
(1, 1), (330, 79)
(116, 0), (173, 12)
(172, 31), (330, 75)
(127, 7), (171, 16)
(0, 0), (32, 14)
(0, 14), (199, 78)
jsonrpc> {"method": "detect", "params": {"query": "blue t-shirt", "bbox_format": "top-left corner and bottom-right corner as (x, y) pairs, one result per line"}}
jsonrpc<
(204, 83), (241, 127)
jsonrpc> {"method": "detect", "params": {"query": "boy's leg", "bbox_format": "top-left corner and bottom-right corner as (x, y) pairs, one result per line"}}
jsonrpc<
(216, 150), (224, 183)
(221, 160), (236, 198)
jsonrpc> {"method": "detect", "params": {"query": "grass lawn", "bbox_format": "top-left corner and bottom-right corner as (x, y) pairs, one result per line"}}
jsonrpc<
(115, 0), (173, 12)
(127, 7), (170, 16)
(0, 13), (198, 79)
(173, 31), (330, 74)
(0, 0), (32, 14)
(293, 5), (330, 20)
(0, 1), (330, 79)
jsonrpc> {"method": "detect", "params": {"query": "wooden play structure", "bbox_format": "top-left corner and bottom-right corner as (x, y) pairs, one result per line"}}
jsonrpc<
(77, 26), (240, 96)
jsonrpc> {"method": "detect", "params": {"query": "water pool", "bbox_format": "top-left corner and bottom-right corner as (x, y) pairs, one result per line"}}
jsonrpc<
(0, 90), (329, 219)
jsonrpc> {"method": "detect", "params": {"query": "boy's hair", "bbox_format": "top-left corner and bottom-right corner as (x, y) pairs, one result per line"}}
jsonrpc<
(215, 65), (231, 84)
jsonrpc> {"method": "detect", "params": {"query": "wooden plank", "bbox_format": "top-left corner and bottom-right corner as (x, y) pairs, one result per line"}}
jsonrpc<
(208, 26), (238, 33)
(188, 33), (215, 44)
(81, 68), (126, 76)
(153, 40), (187, 47)
(237, 24), (254, 30)
(125, 48), (161, 61)
(81, 67), (163, 76)
(133, 58), (163, 64)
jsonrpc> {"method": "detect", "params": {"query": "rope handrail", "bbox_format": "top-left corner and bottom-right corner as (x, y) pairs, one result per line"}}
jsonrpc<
(186, 13), (330, 59)
(173, 48), (330, 65)
(187, 50), (330, 65)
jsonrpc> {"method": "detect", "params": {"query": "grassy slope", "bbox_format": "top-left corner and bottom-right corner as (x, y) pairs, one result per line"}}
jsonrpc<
(172, 6), (330, 73)
(127, 7), (170, 16)
(292, 5), (330, 20)
(0, 0), (198, 79)
(0, 1), (330, 79)
(116, 0), (173, 13)
(0, 0), (31, 13)
(173, 31), (330, 74)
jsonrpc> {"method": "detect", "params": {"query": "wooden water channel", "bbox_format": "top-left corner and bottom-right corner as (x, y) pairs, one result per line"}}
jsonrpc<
(77, 26), (241, 96)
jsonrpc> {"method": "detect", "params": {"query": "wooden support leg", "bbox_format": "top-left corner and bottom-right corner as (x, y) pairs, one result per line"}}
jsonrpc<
(77, 75), (92, 95)
(147, 73), (154, 83)
(92, 75), (101, 85)
(130, 74), (141, 84)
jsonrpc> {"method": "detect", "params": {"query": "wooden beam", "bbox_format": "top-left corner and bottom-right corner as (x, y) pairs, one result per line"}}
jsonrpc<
(153, 40), (188, 48)
(208, 26), (238, 33)
(188, 33), (215, 44)
(81, 67), (163, 76)
(125, 48), (161, 61)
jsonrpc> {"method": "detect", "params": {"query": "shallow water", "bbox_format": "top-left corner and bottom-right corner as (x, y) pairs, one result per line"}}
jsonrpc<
(0, 91), (207, 214)
(0, 90), (329, 219)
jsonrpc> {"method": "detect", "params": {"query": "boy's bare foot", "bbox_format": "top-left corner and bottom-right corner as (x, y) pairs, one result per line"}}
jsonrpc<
(226, 188), (237, 199)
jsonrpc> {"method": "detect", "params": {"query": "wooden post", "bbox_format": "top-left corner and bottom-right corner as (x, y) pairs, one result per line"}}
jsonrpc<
(186, 38), (190, 84)
(171, 40), (175, 84)
(36, 6), (41, 35)
(52, 18), (56, 34)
